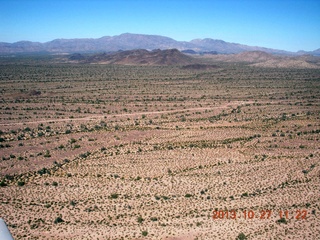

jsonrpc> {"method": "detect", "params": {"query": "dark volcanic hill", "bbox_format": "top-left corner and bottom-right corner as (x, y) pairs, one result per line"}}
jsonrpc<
(1, 33), (318, 55)
(70, 49), (195, 65)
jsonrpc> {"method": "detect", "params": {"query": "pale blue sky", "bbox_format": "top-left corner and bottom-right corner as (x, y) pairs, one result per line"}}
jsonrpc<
(0, 0), (319, 51)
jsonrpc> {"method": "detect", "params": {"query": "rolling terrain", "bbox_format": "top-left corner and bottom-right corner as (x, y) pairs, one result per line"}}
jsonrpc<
(199, 51), (320, 69)
(64, 49), (320, 69)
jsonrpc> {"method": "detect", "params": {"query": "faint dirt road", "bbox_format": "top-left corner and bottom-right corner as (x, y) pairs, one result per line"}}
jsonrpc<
(0, 101), (251, 127)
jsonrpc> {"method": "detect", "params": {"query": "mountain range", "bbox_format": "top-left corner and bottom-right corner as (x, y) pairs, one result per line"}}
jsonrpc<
(1, 33), (319, 56)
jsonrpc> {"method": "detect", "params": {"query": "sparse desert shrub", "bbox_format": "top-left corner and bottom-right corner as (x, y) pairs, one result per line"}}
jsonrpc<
(0, 180), (7, 187)
(236, 232), (247, 240)
(79, 152), (90, 158)
(110, 193), (119, 199)
(53, 161), (60, 167)
(44, 150), (51, 158)
(277, 217), (287, 224)
(241, 192), (249, 197)
(137, 216), (144, 224)
(5, 175), (14, 181)
(38, 167), (49, 175)
(54, 217), (64, 224)
(37, 132), (44, 137)
(23, 127), (31, 132)
(17, 181), (25, 186)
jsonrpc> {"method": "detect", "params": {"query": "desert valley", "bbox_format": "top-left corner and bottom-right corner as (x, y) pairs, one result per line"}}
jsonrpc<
(0, 48), (319, 239)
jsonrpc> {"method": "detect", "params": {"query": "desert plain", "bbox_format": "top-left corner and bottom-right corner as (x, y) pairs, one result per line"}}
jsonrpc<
(0, 54), (319, 239)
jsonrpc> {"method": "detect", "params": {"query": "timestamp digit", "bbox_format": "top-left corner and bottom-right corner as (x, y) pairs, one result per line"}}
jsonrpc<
(212, 210), (219, 220)
(260, 210), (272, 219)
(296, 210), (307, 220)
(248, 210), (254, 219)
(279, 210), (289, 219)
(266, 210), (272, 219)
(218, 210), (224, 219)
(230, 210), (236, 219)
(243, 210), (255, 219)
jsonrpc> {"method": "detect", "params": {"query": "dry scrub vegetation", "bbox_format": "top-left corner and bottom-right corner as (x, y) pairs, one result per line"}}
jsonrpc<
(0, 60), (319, 239)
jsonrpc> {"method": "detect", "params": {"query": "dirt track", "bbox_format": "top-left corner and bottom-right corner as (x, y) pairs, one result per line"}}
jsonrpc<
(0, 101), (250, 127)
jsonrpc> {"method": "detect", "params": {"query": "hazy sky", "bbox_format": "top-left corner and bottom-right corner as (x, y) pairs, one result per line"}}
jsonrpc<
(1, 0), (319, 51)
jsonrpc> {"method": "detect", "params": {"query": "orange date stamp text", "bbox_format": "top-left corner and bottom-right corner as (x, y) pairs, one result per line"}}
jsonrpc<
(212, 209), (308, 220)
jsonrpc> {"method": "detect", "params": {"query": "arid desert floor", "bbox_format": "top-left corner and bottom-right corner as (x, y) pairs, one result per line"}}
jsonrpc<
(0, 62), (319, 239)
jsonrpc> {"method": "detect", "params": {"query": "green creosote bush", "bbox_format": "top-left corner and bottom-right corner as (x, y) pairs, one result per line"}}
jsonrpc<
(0, 180), (7, 187)
(54, 216), (64, 224)
(236, 232), (247, 240)
(277, 217), (287, 224)
(110, 193), (119, 199)
(137, 216), (144, 224)
(44, 150), (51, 158)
